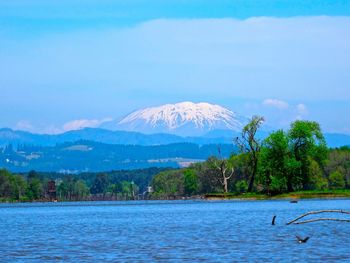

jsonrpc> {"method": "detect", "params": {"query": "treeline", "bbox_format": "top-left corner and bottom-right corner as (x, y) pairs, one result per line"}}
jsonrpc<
(1, 119), (350, 202)
(0, 167), (169, 202)
(151, 118), (350, 198)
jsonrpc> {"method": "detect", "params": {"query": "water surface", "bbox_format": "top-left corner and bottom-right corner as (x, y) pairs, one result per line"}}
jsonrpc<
(1, 199), (350, 262)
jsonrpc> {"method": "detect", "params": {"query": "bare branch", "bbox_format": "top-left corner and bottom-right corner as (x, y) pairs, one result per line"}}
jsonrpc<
(292, 218), (350, 225)
(286, 210), (350, 225)
(226, 168), (234, 180)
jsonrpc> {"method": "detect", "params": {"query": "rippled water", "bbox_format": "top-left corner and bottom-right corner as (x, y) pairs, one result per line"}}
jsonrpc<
(1, 199), (350, 262)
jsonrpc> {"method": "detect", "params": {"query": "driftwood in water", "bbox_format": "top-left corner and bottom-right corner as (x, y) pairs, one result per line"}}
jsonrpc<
(292, 218), (350, 225)
(272, 215), (276, 225)
(287, 210), (350, 225)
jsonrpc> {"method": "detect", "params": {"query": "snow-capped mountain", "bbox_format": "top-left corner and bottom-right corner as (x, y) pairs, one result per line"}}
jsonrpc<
(113, 102), (247, 136)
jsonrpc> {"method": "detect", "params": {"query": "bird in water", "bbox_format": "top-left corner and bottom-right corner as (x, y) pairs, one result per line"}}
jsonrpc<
(296, 236), (310, 243)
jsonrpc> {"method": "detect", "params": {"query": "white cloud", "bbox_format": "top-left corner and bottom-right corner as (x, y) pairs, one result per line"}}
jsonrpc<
(262, 99), (289, 109)
(295, 103), (308, 120)
(296, 103), (307, 114)
(62, 118), (112, 132)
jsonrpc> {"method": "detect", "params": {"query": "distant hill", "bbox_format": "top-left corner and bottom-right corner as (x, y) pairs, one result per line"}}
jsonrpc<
(0, 141), (235, 173)
(1, 127), (349, 149)
(0, 127), (239, 147)
(0, 128), (185, 146)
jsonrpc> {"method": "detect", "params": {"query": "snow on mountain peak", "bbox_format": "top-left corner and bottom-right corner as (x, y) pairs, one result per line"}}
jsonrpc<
(116, 102), (246, 136)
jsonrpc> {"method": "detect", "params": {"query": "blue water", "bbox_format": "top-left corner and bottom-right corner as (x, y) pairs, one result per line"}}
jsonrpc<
(1, 199), (350, 262)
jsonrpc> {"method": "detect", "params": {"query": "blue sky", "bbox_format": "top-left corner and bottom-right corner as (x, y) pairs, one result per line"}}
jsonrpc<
(1, 1), (350, 134)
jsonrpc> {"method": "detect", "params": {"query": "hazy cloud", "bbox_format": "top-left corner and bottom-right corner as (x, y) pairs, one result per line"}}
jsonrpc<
(62, 118), (113, 132)
(262, 99), (289, 110)
(15, 120), (34, 131)
(295, 103), (308, 120)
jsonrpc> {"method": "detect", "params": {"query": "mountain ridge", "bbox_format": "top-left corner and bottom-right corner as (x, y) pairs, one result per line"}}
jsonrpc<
(0, 127), (349, 148)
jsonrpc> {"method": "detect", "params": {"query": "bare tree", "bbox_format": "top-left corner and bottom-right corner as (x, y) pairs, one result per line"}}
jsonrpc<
(209, 147), (234, 193)
(235, 115), (265, 192)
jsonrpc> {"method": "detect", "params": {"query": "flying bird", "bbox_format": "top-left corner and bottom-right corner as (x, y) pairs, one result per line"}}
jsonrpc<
(296, 236), (310, 243)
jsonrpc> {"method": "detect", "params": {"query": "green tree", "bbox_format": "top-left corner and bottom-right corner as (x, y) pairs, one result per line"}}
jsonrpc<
(183, 169), (199, 195)
(27, 170), (40, 181)
(108, 183), (122, 199)
(0, 169), (12, 198)
(10, 175), (27, 200)
(258, 130), (289, 193)
(90, 173), (110, 197)
(235, 180), (248, 193)
(120, 181), (132, 199)
(57, 176), (75, 200)
(309, 159), (328, 190)
(236, 115), (265, 192)
(74, 180), (89, 199)
(329, 170), (345, 190)
(26, 178), (43, 200)
(194, 162), (222, 194)
(151, 170), (184, 198)
(325, 148), (350, 188)
(289, 120), (327, 189)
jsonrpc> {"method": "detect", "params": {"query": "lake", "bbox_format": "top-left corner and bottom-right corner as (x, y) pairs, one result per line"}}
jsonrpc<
(1, 199), (350, 262)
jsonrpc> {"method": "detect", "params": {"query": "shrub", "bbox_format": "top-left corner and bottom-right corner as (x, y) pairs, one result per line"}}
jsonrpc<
(235, 180), (248, 193)
(329, 170), (345, 190)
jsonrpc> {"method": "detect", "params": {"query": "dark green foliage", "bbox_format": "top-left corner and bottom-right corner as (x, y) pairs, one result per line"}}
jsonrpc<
(184, 169), (199, 195)
(151, 170), (184, 198)
(57, 176), (89, 201)
(288, 120), (327, 189)
(258, 130), (291, 193)
(235, 180), (248, 193)
(0, 167), (166, 202)
(308, 160), (328, 190)
(90, 173), (110, 196)
(325, 148), (350, 188)
(151, 119), (348, 197)
(26, 178), (43, 201)
(329, 170), (346, 189)
(195, 161), (223, 193)
(256, 121), (329, 194)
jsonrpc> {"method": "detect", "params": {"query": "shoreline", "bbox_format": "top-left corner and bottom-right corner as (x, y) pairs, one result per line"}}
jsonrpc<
(204, 190), (350, 201)
(1, 190), (350, 204)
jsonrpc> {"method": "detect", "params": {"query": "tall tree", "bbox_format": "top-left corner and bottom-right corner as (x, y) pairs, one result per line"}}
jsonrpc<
(236, 115), (265, 192)
(259, 130), (289, 193)
(289, 120), (327, 189)
(90, 173), (110, 197)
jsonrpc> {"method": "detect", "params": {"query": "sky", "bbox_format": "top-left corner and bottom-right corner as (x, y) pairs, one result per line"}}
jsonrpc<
(1, 0), (350, 134)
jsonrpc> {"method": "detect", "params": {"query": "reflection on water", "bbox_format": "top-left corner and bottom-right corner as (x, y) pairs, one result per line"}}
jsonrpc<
(1, 199), (350, 262)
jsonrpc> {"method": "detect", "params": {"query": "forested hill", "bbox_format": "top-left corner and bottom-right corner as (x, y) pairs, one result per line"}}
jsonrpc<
(0, 141), (235, 173)
(1, 128), (350, 148)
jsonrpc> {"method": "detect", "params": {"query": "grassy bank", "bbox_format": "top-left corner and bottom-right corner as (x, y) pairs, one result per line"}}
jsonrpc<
(204, 189), (350, 200)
